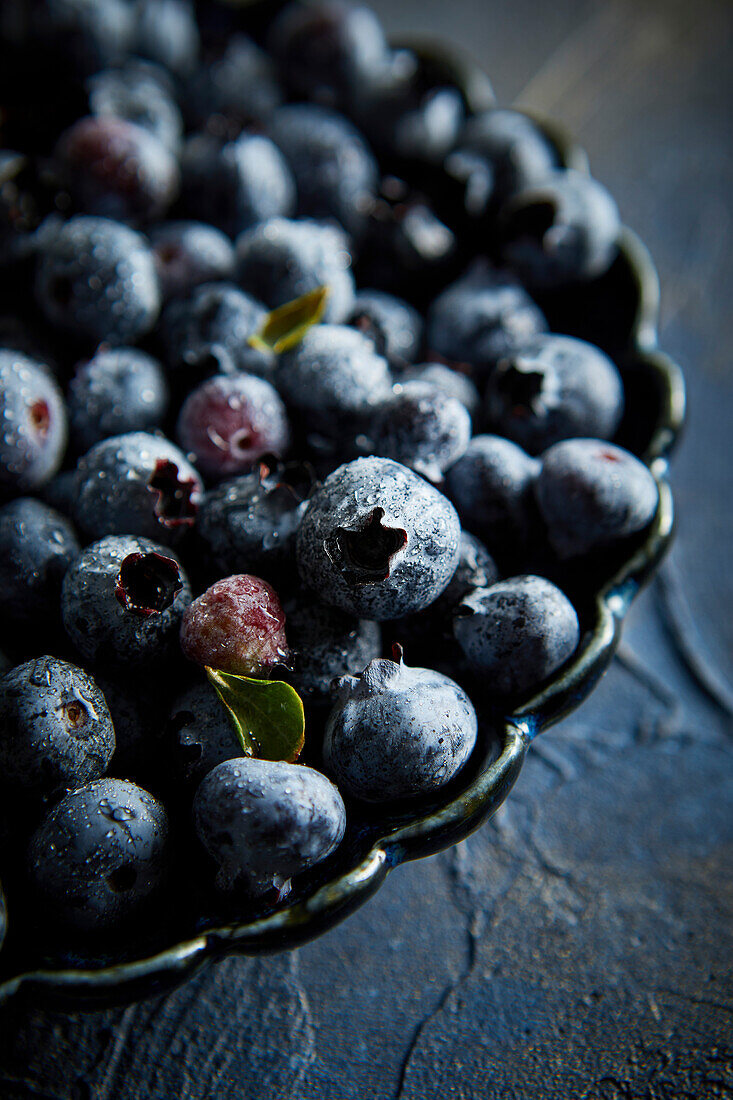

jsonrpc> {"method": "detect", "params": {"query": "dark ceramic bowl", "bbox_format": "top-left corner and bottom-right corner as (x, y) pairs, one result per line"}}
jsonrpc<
(0, 41), (685, 1010)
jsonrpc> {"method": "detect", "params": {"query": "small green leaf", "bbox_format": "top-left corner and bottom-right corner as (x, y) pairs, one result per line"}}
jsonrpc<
(248, 285), (329, 354)
(206, 667), (305, 763)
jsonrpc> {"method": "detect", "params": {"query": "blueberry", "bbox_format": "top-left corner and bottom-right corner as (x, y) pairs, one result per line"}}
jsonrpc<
(150, 221), (235, 301)
(426, 262), (547, 379)
(0, 350), (67, 493)
(72, 431), (202, 545)
(267, 104), (378, 238)
(35, 216), (160, 345)
(185, 34), (282, 131)
(236, 217), (355, 323)
(356, 175), (456, 297)
(0, 498), (79, 631)
(168, 682), (243, 785)
(57, 115), (180, 223)
(268, 0), (392, 107)
(196, 463), (312, 578)
(347, 289), (423, 367)
(485, 334), (624, 454)
(454, 575), (580, 695)
(132, 0), (199, 78)
(498, 169), (621, 288)
(193, 756), (345, 894)
(0, 656), (115, 795)
(28, 0), (134, 75)
(446, 108), (558, 217)
(40, 469), (77, 518)
(368, 379), (472, 482)
(28, 777), (169, 931)
(275, 324), (391, 436)
(402, 362), (481, 419)
(358, 60), (465, 164)
(283, 593), (381, 702)
(444, 434), (539, 556)
(176, 373), (290, 480)
(323, 655), (477, 802)
(62, 534), (191, 668)
(180, 573), (288, 677)
(87, 61), (183, 152)
(438, 530), (500, 612)
(67, 347), (169, 452)
(158, 282), (273, 383)
(534, 438), (659, 558)
(181, 132), (295, 239)
(296, 456), (461, 620)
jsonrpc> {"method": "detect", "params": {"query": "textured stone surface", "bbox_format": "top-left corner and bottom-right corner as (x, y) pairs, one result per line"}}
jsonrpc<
(0, 1), (731, 1097)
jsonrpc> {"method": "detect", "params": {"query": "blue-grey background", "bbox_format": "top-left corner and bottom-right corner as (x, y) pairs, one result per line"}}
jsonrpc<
(2, 1), (731, 1096)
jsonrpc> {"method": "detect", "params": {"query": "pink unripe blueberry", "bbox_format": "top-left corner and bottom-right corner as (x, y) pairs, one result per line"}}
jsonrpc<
(176, 373), (290, 479)
(180, 574), (288, 676)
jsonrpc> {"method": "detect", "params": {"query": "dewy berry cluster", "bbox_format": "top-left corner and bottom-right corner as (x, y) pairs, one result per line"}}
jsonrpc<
(0, 0), (661, 959)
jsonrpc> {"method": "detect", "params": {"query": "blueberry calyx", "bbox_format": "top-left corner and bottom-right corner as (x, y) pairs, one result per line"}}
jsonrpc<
(500, 199), (557, 250)
(147, 458), (199, 527)
(494, 362), (547, 415)
(115, 551), (184, 616)
(325, 506), (408, 585)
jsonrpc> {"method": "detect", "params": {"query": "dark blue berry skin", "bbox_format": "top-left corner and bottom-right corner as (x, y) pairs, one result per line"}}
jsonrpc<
(35, 216), (161, 346)
(67, 348), (169, 453)
(347, 289), (422, 367)
(133, 0), (199, 78)
(402, 362), (481, 420)
(150, 221), (235, 301)
(0, 498), (79, 631)
(535, 438), (659, 559)
(438, 531), (500, 612)
(358, 64), (465, 165)
(368, 379), (472, 483)
(444, 434), (539, 557)
(184, 35), (282, 131)
(283, 593), (381, 702)
(86, 62), (183, 152)
(296, 456), (461, 621)
(41, 470), (77, 518)
(28, 777), (169, 931)
(193, 757), (346, 894)
(72, 432), (202, 545)
(168, 683), (243, 786)
(498, 170), (621, 289)
(0, 656), (115, 796)
(356, 177), (456, 299)
(196, 464), (312, 578)
(268, 0), (392, 108)
(323, 656), (477, 802)
(236, 217), (356, 323)
(454, 575), (580, 696)
(62, 534), (191, 668)
(181, 133), (296, 240)
(267, 104), (378, 238)
(0, 351), (67, 493)
(426, 263), (547, 379)
(24, 0), (134, 75)
(445, 109), (558, 217)
(159, 283), (273, 384)
(485, 334), (624, 455)
(275, 324), (391, 436)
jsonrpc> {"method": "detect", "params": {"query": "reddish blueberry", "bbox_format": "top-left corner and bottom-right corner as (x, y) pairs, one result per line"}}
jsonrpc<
(176, 373), (290, 480)
(180, 574), (288, 676)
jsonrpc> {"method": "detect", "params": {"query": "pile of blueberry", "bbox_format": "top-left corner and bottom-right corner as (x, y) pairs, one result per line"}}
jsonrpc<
(0, 0), (661, 958)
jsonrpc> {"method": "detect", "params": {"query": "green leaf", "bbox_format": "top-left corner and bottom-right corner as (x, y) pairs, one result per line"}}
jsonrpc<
(248, 285), (329, 354)
(205, 667), (305, 763)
